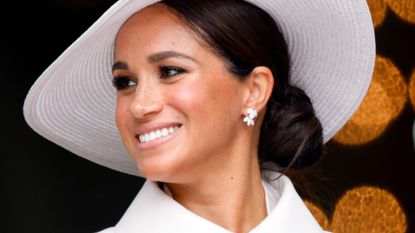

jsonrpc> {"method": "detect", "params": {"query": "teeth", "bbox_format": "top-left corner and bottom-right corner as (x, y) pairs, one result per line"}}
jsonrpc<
(162, 128), (169, 137)
(138, 126), (180, 143)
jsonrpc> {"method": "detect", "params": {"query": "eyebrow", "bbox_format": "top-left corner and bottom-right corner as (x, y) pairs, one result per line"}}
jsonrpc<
(147, 51), (199, 63)
(112, 61), (128, 72)
(112, 51), (198, 72)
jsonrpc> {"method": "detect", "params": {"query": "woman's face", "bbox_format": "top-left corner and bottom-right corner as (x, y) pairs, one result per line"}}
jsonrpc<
(114, 4), (248, 183)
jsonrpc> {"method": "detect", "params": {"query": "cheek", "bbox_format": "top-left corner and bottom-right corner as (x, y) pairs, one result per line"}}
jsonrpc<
(169, 84), (204, 113)
(115, 96), (131, 137)
(168, 77), (242, 128)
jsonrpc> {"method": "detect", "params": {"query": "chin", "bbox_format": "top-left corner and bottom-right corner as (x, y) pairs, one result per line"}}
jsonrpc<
(134, 155), (186, 183)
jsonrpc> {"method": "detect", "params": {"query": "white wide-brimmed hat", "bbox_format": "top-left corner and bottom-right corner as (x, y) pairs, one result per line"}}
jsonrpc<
(23, 0), (375, 176)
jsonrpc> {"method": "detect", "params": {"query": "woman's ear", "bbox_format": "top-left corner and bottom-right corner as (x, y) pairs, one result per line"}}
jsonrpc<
(244, 66), (274, 112)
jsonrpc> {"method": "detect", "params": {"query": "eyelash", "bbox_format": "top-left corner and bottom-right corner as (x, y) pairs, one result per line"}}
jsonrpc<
(112, 66), (186, 91)
(112, 76), (136, 91)
(159, 66), (186, 79)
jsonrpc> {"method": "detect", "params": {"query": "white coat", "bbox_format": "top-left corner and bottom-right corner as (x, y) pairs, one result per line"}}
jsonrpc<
(98, 171), (329, 233)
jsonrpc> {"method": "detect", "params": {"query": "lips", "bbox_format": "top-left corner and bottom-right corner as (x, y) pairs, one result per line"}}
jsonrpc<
(136, 125), (181, 143)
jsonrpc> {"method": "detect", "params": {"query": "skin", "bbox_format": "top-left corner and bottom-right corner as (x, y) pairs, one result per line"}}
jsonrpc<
(114, 4), (274, 233)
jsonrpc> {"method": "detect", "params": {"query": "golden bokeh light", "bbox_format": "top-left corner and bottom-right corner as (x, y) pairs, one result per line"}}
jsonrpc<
(385, 0), (415, 24)
(408, 70), (415, 110)
(332, 186), (407, 233)
(304, 201), (331, 231)
(367, 0), (387, 27)
(333, 56), (407, 145)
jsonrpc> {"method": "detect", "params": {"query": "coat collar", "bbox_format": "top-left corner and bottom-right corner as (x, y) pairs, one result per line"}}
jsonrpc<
(112, 171), (326, 233)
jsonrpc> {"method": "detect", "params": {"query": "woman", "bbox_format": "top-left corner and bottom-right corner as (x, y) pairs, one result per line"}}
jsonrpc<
(24, 0), (375, 232)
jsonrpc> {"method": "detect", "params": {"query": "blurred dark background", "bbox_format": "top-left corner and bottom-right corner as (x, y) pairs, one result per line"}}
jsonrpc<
(1, 0), (414, 232)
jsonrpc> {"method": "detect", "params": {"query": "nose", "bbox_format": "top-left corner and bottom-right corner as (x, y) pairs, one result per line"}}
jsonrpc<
(129, 92), (163, 119)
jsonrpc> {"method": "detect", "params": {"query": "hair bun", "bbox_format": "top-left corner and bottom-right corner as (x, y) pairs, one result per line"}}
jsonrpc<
(282, 85), (312, 105)
(259, 85), (323, 170)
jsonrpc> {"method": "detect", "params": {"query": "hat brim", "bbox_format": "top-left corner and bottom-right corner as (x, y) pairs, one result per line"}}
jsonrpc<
(23, 0), (375, 176)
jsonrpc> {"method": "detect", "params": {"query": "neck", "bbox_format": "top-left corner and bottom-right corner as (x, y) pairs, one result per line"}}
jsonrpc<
(166, 148), (267, 233)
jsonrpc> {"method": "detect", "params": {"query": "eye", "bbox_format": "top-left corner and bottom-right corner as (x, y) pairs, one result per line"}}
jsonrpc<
(112, 76), (136, 91)
(159, 66), (186, 79)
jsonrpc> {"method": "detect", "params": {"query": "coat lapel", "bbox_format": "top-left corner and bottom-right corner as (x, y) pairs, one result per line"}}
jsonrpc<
(251, 172), (326, 232)
(115, 181), (231, 233)
(112, 172), (327, 233)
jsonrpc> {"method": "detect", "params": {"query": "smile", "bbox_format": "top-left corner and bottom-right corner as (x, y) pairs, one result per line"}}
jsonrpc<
(137, 125), (181, 143)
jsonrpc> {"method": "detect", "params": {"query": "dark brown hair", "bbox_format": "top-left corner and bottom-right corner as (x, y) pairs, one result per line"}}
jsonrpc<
(162, 0), (323, 170)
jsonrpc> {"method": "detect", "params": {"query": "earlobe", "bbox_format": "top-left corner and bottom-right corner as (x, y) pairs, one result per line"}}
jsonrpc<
(244, 66), (274, 112)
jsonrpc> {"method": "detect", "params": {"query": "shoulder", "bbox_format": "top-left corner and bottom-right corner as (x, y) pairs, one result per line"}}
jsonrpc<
(95, 227), (115, 233)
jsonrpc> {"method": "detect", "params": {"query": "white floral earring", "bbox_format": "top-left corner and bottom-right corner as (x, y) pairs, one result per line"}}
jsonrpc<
(243, 107), (257, 126)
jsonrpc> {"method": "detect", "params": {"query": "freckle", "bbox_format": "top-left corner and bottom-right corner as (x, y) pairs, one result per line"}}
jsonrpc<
(230, 176), (234, 180)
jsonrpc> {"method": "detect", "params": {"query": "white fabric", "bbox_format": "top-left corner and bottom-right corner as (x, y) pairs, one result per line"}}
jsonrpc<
(97, 172), (329, 233)
(23, 0), (376, 177)
(162, 179), (277, 214)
